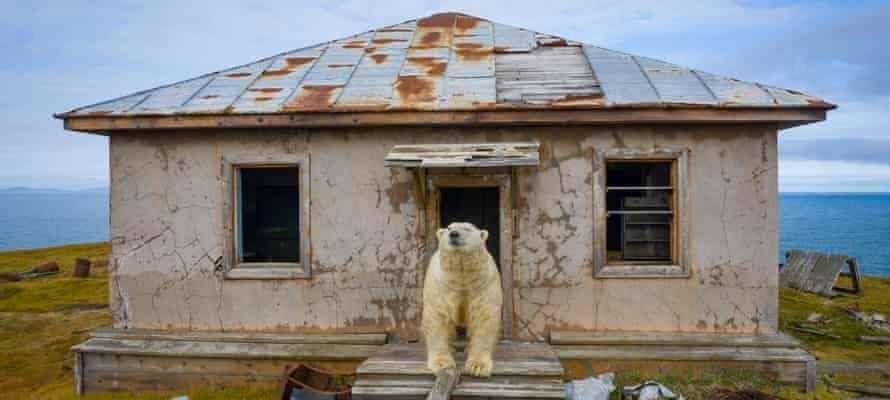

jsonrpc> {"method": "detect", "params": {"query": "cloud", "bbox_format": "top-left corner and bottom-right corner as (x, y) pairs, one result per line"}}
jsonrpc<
(780, 138), (890, 165)
(779, 160), (890, 192)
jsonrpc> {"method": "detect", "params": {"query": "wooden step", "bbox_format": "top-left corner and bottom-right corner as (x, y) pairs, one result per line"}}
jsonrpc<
(352, 342), (566, 399)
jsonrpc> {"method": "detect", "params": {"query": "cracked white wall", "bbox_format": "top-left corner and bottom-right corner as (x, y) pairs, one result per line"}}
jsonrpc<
(108, 124), (778, 339)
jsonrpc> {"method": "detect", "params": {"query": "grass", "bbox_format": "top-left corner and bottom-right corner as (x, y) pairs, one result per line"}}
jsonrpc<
(0, 242), (887, 399)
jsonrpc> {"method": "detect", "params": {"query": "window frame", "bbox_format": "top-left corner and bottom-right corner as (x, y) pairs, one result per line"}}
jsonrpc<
(222, 156), (311, 280)
(593, 148), (690, 278)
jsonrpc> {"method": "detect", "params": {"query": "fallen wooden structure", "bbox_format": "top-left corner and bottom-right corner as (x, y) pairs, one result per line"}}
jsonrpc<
(780, 249), (862, 297)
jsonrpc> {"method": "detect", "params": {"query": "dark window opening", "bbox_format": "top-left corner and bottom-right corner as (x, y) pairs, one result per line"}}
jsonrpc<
(239, 166), (300, 263)
(606, 161), (674, 263)
(439, 187), (500, 268)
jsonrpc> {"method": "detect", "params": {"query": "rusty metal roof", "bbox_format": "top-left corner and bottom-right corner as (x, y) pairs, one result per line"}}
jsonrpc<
(57, 12), (833, 118)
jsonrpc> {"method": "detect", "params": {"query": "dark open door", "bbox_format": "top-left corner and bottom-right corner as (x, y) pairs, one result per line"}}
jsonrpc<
(439, 187), (501, 268)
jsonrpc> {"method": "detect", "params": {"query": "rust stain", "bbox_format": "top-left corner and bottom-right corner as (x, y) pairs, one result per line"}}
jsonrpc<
(328, 64), (355, 68)
(341, 40), (366, 49)
(200, 95), (219, 100)
(454, 15), (480, 31)
(253, 96), (275, 102)
(369, 54), (389, 64)
(284, 57), (316, 68)
(85, 110), (112, 116)
(225, 72), (252, 78)
(552, 93), (604, 107)
(261, 69), (292, 77)
(284, 84), (343, 111)
(395, 76), (435, 104)
(454, 43), (491, 61)
(416, 12), (460, 28)
(420, 31), (442, 46)
(539, 37), (568, 47)
(372, 38), (408, 45)
(248, 88), (283, 93)
(406, 57), (447, 75)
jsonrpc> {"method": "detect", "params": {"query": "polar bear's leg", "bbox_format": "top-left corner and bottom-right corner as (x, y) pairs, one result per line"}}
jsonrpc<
(423, 314), (457, 373)
(464, 300), (500, 377)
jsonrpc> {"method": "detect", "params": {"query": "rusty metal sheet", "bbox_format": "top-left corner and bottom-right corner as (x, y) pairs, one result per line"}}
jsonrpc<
(444, 15), (495, 108)
(385, 142), (540, 168)
(496, 46), (602, 106)
(71, 92), (151, 116)
(695, 71), (775, 107)
(393, 47), (450, 110)
(493, 23), (535, 53)
(130, 76), (215, 114)
(582, 46), (659, 105)
(284, 33), (373, 111)
(762, 85), (824, 107)
(635, 56), (717, 105)
(181, 59), (273, 113)
(336, 22), (416, 110)
(231, 45), (326, 113)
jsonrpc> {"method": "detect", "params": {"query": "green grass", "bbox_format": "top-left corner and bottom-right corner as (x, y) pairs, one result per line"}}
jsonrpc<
(0, 242), (887, 399)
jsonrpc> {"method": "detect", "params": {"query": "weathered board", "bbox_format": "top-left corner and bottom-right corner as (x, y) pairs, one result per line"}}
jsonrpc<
(385, 142), (540, 168)
(352, 342), (566, 400)
(72, 328), (384, 395)
(780, 249), (861, 297)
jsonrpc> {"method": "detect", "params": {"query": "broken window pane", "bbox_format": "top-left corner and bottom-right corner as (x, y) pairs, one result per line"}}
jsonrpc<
(606, 161), (673, 263)
(239, 167), (300, 263)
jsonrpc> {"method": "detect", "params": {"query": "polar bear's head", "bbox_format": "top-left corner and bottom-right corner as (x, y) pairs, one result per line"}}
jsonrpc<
(437, 222), (488, 253)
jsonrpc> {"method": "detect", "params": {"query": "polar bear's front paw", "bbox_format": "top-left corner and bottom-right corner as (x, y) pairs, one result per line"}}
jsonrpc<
(427, 354), (456, 373)
(464, 356), (493, 377)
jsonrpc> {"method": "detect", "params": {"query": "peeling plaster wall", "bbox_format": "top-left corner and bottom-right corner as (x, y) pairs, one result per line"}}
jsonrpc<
(109, 124), (778, 339)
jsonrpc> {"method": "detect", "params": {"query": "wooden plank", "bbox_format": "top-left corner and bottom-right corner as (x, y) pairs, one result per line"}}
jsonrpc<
(385, 142), (540, 168)
(426, 368), (460, 400)
(549, 331), (801, 348)
(74, 337), (382, 360)
(800, 253), (848, 296)
(89, 327), (387, 345)
(561, 358), (809, 387)
(357, 343), (563, 376)
(553, 345), (814, 363)
(61, 108), (828, 133)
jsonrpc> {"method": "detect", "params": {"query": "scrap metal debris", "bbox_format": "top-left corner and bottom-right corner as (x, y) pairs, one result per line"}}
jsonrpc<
(844, 308), (890, 334)
(279, 364), (354, 400)
(622, 381), (684, 400)
(567, 373), (615, 400)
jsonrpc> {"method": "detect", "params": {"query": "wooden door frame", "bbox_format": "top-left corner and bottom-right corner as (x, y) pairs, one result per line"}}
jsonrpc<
(425, 173), (516, 340)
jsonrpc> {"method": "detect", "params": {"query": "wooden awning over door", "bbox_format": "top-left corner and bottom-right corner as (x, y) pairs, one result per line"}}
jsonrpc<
(384, 142), (540, 168)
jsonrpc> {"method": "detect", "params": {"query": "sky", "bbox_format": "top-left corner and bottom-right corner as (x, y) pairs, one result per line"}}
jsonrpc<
(0, 0), (887, 192)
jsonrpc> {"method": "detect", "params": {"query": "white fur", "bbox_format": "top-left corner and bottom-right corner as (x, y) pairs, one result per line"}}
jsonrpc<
(422, 222), (503, 377)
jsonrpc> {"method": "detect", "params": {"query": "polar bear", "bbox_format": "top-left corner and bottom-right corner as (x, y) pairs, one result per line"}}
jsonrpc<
(422, 222), (503, 377)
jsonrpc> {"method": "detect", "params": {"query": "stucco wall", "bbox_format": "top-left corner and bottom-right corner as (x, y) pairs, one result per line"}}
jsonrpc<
(108, 124), (778, 339)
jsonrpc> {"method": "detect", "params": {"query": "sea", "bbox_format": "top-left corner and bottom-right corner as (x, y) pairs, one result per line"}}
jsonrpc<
(0, 190), (887, 276)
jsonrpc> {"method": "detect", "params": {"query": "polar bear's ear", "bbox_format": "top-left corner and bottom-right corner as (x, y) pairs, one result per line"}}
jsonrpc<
(437, 228), (448, 240)
(480, 229), (488, 242)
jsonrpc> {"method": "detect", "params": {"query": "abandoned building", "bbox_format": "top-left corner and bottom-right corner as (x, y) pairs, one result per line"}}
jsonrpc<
(57, 12), (833, 397)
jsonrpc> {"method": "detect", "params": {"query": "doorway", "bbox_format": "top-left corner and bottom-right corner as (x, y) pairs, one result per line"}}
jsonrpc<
(426, 174), (515, 339)
(439, 187), (501, 266)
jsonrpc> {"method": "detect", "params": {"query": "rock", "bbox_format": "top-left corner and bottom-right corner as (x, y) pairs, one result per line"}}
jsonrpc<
(72, 258), (91, 278)
(0, 273), (21, 282)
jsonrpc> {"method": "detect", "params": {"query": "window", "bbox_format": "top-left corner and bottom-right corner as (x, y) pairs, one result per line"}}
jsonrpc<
(606, 161), (673, 263)
(594, 149), (688, 278)
(224, 159), (310, 280)
(238, 167), (300, 263)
